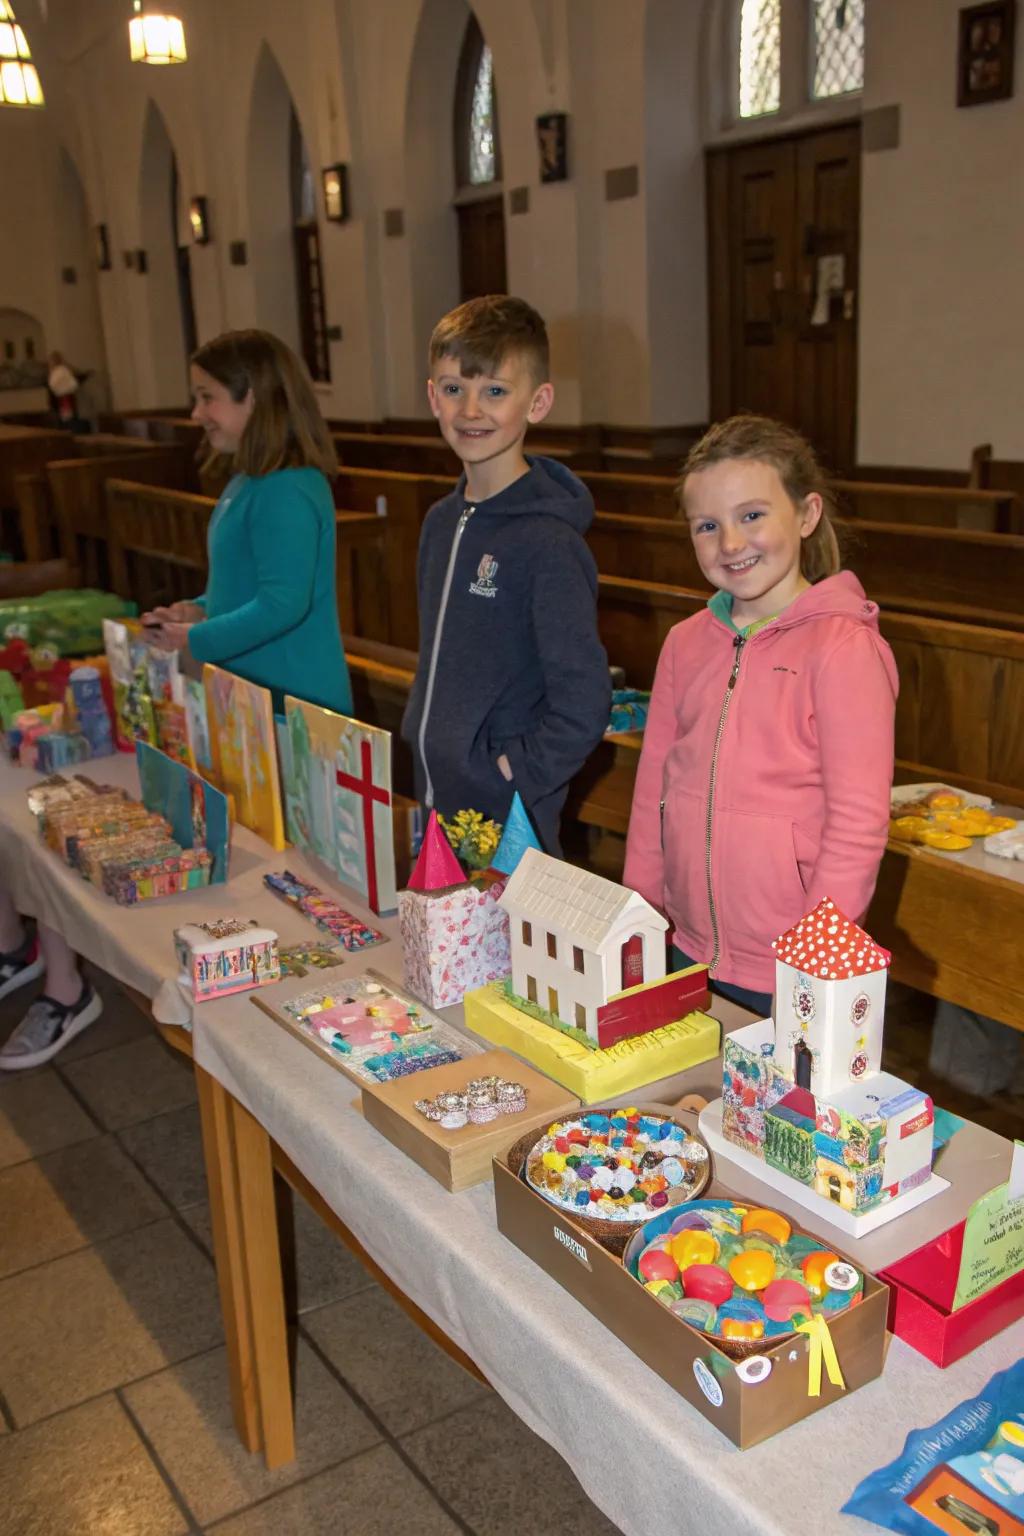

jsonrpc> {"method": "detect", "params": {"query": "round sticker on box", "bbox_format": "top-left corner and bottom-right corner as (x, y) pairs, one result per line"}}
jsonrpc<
(736, 1355), (773, 1386)
(693, 1358), (724, 1407)
(824, 1260), (859, 1292)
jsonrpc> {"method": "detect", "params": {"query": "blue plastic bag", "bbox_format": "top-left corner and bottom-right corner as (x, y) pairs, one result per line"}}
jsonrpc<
(843, 1358), (1024, 1532)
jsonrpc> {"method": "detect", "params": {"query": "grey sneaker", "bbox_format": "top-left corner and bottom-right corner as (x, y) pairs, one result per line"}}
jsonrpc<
(0, 986), (103, 1071)
(0, 934), (44, 1002)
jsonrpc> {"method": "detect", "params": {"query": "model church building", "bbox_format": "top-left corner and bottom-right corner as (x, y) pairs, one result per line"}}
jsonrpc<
(721, 897), (935, 1216)
(498, 848), (708, 1050)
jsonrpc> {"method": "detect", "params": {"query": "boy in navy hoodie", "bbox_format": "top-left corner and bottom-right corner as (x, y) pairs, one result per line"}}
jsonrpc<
(402, 296), (610, 854)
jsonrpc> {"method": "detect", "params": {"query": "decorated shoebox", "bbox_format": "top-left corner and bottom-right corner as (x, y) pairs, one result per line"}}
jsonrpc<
(492, 1112), (889, 1448)
(174, 919), (281, 1003)
(398, 810), (511, 1009)
(879, 1222), (1024, 1369)
(400, 879), (511, 1009)
(360, 1048), (579, 1192)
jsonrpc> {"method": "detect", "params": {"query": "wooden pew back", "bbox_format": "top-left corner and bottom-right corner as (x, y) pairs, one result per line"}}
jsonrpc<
(0, 425), (67, 524)
(833, 479), (1018, 533)
(104, 480), (390, 639)
(48, 450), (189, 589)
(585, 513), (1024, 632)
(91, 479), (1024, 796)
(594, 575), (1024, 797)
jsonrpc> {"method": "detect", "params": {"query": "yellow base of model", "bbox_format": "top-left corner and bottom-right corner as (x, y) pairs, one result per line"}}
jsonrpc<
(462, 982), (721, 1103)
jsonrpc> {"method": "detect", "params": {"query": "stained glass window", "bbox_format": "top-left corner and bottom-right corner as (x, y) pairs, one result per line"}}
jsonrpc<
(739, 0), (781, 118)
(468, 44), (496, 184)
(812, 0), (865, 100)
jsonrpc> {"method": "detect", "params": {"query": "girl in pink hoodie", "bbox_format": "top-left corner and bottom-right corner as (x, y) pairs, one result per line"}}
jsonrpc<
(624, 416), (898, 1015)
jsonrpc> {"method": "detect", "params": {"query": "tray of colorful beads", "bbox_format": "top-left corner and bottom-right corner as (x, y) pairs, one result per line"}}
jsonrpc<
(623, 1199), (865, 1358)
(523, 1109), (711, 1245)
(252, 969), (480, 1086)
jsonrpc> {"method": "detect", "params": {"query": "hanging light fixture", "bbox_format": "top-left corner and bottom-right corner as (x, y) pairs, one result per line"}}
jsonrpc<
(128, 1), (187, 65)
(0, 0), (44, 108)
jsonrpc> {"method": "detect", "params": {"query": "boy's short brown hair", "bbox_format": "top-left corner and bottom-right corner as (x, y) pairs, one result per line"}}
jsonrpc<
(428, 295), (550, 385)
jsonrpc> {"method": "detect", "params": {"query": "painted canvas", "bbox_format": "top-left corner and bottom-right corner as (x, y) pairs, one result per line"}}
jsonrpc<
(203, 664), (285, 850)
(283, 696), (397, 915)
(135, 739), (231, 883)
(184, 677), (212, 773)
(102, 618), (157, 750)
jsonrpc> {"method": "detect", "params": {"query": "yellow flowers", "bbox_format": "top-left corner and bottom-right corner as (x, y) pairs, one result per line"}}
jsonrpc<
(438, 808), (502, 870)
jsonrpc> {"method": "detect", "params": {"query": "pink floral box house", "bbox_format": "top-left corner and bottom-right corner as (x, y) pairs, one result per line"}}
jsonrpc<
(400, 877), (511, 1009)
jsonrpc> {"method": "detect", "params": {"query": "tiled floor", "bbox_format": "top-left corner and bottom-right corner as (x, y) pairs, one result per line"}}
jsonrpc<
(0, 967), (624, 1536)
(2, 967), (1022, 1536)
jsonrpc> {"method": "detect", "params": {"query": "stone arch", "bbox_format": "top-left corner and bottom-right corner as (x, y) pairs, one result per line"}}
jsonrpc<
(138, 99), (189, 404)
(246, 42), (312, 355)
(54, 145), (109, 392)
(0, 308), (45, 372)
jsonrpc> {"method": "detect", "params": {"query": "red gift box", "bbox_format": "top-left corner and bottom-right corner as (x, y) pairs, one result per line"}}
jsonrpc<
(879, 1219), (1024, 1368)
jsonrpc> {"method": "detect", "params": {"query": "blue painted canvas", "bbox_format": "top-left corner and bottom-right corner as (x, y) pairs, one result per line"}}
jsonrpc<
(135, 739), (231, 884)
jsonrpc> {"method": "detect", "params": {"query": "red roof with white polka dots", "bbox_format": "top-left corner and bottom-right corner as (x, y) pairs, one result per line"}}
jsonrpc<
(772, 897), (892, 980)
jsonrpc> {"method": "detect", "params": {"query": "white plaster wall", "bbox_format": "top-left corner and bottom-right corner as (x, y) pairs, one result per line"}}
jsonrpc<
(858, 0), (1024, 467)
(9, 0), (1018, 451)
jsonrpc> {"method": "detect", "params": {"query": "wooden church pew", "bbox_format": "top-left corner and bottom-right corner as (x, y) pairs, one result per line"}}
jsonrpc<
(104, 478), (389, 634)
(44, 449), (191, 589)
(585, 514), (1024, 632)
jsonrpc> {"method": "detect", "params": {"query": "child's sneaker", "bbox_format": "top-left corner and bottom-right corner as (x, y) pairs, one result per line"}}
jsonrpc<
(0, 933), (44, 1002)
(0, 985), (103, 1071)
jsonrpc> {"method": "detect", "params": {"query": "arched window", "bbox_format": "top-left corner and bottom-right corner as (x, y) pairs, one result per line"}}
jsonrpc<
(739, 0), (781, 118)
(289, 106), (330, 383)
(452, 14), (506, 301)
(454, 15), (501, 188)
(811, 0), (865, 100)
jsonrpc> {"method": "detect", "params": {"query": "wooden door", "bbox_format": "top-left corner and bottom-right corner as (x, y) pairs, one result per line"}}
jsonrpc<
(794, 125), (860, 474)
(621, 934), (645, 989)
(707, 122), (861, 474)
(457, 195), (507, 301)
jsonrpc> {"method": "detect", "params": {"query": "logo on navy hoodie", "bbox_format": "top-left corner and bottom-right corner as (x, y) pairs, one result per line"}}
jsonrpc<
(469, 553), (499, 598)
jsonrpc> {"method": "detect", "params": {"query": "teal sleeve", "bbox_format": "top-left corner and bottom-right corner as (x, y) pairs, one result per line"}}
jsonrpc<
(189, 482), (318, 664)
(192, 594), (207, 611)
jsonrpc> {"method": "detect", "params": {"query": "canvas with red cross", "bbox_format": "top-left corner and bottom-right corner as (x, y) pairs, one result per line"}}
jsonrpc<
(771, 897), (892, 1100)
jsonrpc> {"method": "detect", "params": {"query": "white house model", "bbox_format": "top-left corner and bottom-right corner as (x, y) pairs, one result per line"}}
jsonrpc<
(772, 896), (891, 1096)
(498, 848), (667, 1041)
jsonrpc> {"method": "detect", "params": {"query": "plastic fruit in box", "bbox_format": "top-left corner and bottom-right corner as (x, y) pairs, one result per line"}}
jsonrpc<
(628, 1201), (866, 1355)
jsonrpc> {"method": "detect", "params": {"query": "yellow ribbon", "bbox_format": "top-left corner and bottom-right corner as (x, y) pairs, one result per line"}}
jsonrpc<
(795, 1315), (846, 1397)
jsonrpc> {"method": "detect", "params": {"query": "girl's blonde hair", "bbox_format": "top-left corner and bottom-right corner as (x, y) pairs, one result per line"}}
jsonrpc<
(191, 329), (338, 478)
(680, 414), (841, 582)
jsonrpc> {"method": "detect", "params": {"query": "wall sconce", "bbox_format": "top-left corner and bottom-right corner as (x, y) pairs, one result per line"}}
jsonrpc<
(322, 164), (349, 223)
(134, 248), (148, 274)
(95, 224), (111, 271)
(189, 196), (210, 245)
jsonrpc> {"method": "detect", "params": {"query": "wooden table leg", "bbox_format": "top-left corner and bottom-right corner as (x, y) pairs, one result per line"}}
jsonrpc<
(229, 1093), (296, 1469)
(194, 1066), (262, 1456)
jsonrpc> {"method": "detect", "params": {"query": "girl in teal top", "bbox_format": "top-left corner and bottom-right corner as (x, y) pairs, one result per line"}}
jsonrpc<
(143, 329), (352, 716)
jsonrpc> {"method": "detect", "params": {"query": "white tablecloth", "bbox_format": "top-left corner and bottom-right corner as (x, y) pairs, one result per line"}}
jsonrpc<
(1, 752), (1021, 1535)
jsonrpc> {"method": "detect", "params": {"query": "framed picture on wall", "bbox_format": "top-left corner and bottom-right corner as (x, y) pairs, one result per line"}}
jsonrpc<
(536, 112), (568, 183)
(957, 0), (1016, 106)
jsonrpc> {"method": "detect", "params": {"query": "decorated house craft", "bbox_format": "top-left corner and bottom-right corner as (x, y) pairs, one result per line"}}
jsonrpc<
(399, 811), (511, 1009)
(463, 849), (717, 1101)
(716, 898), (935, 1222)
(175, 918), (281, 1002)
